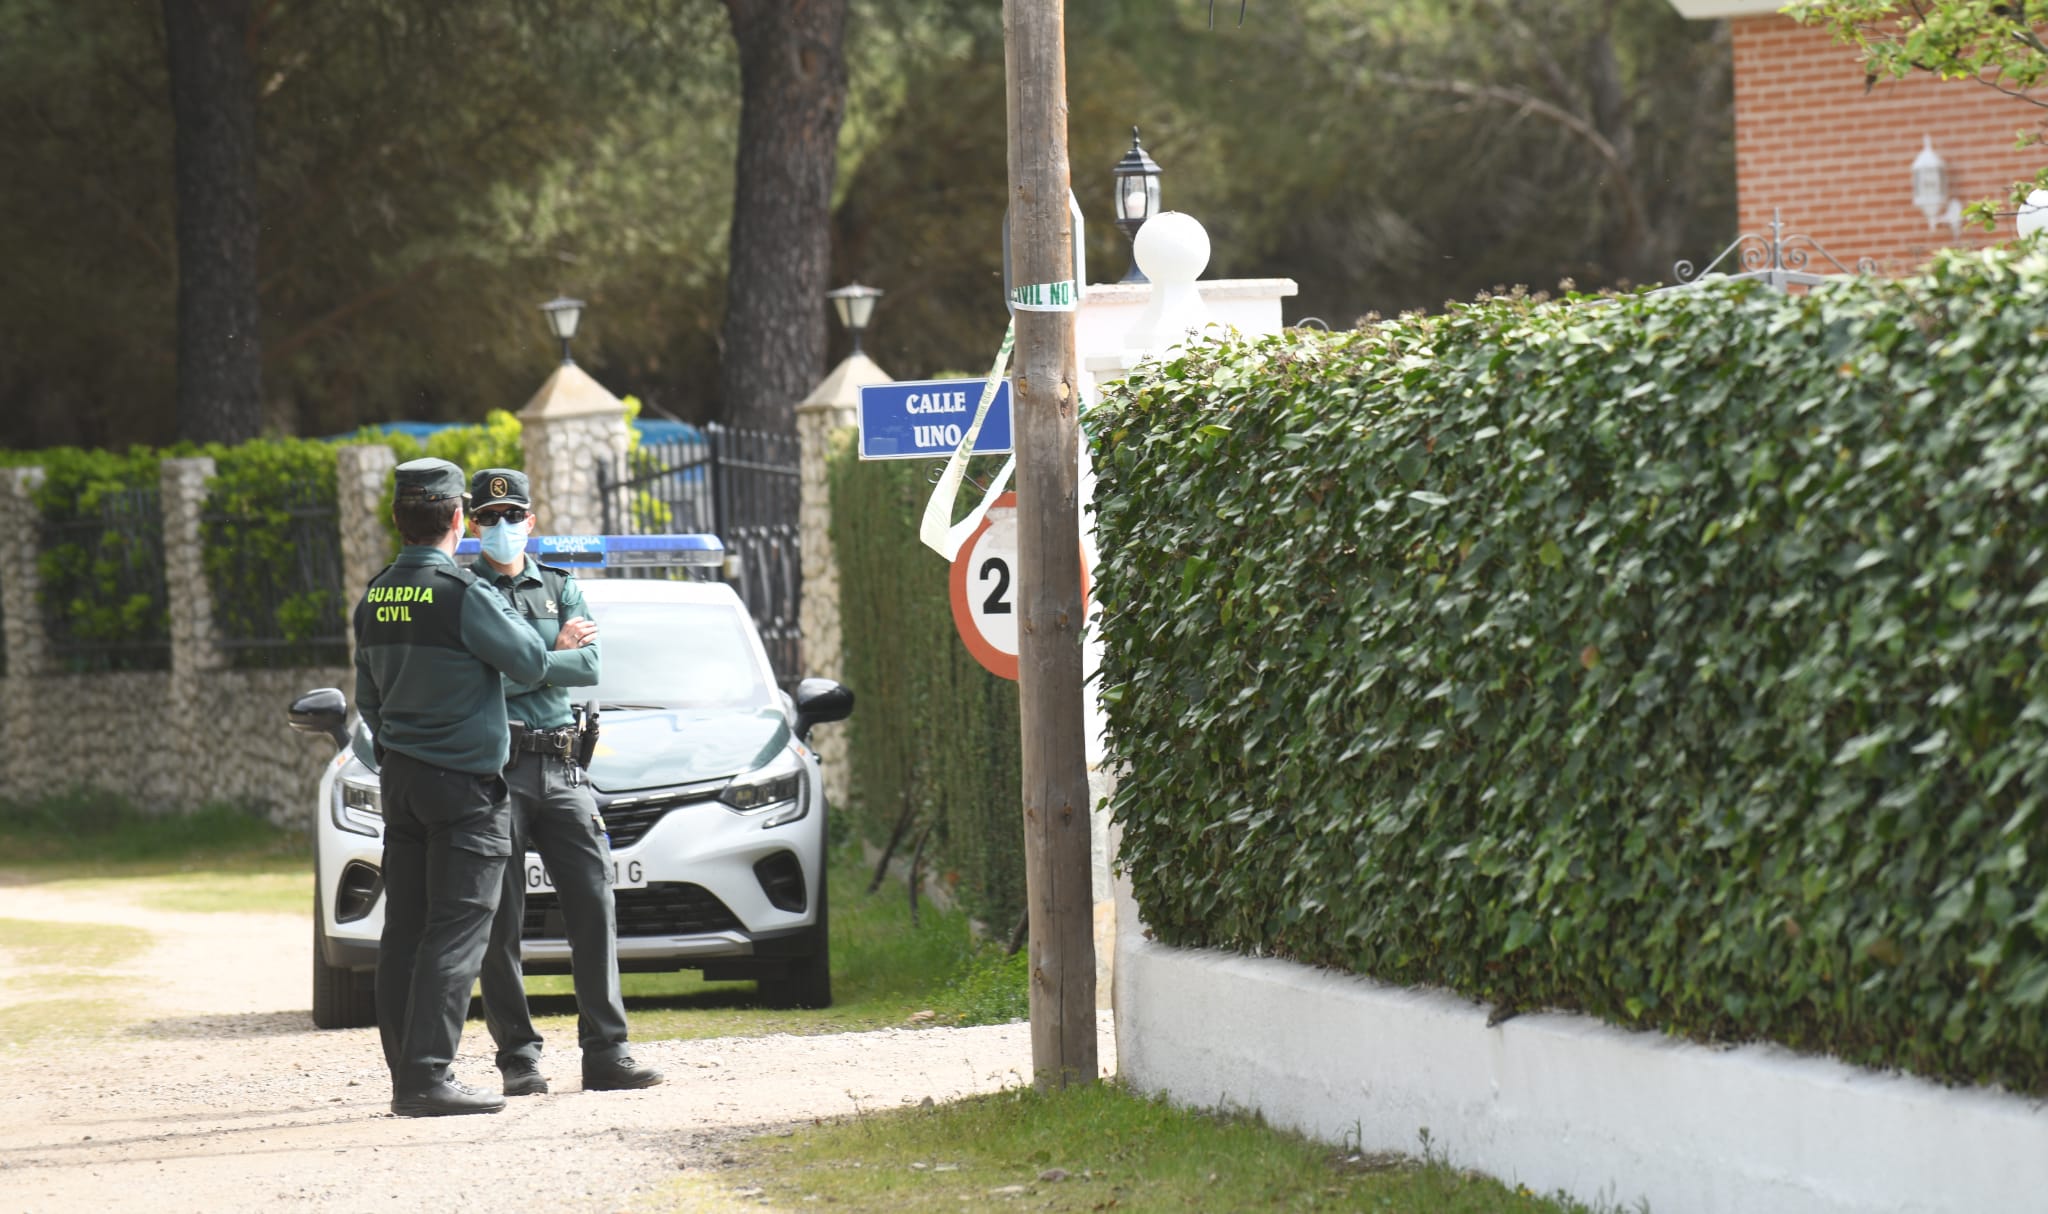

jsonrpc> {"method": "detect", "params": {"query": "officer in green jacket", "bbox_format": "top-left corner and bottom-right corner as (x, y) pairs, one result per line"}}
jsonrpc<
(468, 468), (662, 1096)
(353, 457), (550, 1118)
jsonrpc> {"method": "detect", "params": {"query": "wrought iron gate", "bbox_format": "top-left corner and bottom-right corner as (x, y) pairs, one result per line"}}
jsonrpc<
(597, 424), (802, 684)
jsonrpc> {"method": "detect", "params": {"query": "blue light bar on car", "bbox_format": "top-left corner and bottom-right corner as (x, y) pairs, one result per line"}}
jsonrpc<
(454, 534), (726, 568)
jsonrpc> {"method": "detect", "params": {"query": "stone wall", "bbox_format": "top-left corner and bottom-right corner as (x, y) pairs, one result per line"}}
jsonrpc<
(0, 452), (384, 823)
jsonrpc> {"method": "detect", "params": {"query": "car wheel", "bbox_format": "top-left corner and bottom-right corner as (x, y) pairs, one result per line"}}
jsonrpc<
(311, 896), (378, 1029)
(758, 882), (831, 1010)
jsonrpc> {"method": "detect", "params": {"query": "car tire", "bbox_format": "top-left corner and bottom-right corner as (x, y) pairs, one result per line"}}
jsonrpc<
(758, 882), (831, 1010)
(311, 896), (378, 1030)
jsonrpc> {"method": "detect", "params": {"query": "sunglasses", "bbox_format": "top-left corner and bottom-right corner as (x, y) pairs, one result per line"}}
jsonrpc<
(474, 507), (530, 527)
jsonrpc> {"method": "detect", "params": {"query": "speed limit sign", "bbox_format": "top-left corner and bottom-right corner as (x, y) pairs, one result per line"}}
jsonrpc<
(947, 493), (1089, 682)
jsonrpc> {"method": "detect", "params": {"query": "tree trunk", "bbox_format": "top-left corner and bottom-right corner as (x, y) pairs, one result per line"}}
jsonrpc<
(719, 0), (850, 437)
(162, 0), (263, 444)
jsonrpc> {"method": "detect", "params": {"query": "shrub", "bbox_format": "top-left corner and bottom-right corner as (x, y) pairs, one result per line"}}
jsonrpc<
(1089, 246), (2048, 1092)
(204, 438), (349, 668)
(30, 446), (170, 671)
(829, 430), (1025, 933)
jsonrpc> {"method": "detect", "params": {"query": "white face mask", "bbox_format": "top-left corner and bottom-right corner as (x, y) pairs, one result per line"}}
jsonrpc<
(480, 516), (530, 562)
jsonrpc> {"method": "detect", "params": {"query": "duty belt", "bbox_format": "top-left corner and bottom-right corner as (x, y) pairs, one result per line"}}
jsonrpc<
(509, 723), (576, 759)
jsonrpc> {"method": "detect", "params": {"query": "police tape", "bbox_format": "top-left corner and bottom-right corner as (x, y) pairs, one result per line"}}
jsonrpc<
(919, 322), (1018, 562)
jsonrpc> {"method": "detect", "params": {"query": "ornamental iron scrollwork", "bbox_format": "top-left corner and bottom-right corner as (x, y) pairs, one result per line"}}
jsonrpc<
(1667, 209), (1879, 294)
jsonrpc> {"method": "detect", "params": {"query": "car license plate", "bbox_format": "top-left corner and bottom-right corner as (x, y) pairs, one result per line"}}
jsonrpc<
(525, 856), (647, 891)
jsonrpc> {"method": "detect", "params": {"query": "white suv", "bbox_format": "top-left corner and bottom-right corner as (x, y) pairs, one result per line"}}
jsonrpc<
(287, 575), (852, 1029)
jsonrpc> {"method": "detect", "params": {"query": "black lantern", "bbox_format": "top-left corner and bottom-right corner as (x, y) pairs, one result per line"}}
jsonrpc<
(1112, 126), (1163, 283)
(825, 283), (883, 355)
(539, 295), (585, 365)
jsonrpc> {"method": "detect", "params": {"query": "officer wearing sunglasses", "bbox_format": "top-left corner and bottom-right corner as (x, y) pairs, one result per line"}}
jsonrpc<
(465, 467), (662, 1096)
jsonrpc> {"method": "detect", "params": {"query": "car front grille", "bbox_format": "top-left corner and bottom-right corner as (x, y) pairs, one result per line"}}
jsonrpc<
(595, 788), (722, 847)
(522, 880), (743, 939)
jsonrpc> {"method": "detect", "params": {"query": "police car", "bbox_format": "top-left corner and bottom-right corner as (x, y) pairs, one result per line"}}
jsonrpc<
(285, 534), (853, 1029)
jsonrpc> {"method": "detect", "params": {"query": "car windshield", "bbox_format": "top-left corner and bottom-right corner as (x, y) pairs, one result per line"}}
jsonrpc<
(586, 600), (776, 711)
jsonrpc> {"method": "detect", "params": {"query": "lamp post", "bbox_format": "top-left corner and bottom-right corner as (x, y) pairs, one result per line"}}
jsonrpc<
(824, 283), (883, 355)
(1112, 127), (1162, 283)
(539, 295), (585, 365)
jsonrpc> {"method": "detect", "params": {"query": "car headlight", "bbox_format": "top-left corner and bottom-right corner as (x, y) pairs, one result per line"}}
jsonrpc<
(720, 750), (805, 829)
(333, 768), (383, 837)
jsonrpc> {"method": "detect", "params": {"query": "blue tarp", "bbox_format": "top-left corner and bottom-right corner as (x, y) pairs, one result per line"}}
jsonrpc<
(339, 418), (706, 444)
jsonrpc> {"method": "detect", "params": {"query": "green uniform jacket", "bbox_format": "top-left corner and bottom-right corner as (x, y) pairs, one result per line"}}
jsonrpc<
(468, 555), (600, 730)
(353, 546), (550, 774)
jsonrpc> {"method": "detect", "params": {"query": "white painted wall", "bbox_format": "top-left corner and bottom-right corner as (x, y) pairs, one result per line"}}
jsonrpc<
(1112, 859), (2048, 1214)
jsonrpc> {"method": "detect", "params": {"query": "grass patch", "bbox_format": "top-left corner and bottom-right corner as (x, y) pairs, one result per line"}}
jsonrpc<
(0, 788), (306, 877)
(0, 917), (153, 971)
(708, 1081), (1601, 1213)
(0, 919), (155, 1050)
(0, 998), (128, 1048)
(521, 843), (1027, 1041)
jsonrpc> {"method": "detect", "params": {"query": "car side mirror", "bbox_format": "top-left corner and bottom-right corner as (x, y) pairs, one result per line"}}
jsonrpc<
(792, 677), (854, 742)
(288, 687), (349, 751)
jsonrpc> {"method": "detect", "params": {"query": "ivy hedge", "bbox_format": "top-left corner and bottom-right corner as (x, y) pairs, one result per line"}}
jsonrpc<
(2, 410), (526, 671)
(1089, 245), (2048, 1093)
(203, 438), (350, 668)
(829, 430), (1026, 933)
(30, 447), (170, 673)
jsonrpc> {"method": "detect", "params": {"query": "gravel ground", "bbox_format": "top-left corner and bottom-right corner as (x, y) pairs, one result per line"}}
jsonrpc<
(0, 879), (1115, 1214)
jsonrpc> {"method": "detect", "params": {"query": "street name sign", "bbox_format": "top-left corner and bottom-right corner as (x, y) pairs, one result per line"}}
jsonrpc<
(858, 377), (1014, 460)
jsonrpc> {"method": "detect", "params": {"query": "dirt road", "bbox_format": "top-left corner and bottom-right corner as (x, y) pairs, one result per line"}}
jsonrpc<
(0, 878), (1114, 1214)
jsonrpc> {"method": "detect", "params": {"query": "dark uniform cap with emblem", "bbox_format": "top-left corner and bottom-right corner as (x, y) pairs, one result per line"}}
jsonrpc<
(469, 467), (531, 511)
(393, 458), (468, 504)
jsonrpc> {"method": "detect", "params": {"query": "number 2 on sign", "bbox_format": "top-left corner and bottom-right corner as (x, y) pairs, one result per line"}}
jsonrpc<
(980, 557), (1012, 615)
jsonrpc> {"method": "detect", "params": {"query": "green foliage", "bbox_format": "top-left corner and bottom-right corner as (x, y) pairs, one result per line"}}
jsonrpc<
(0, 0), (738, 448)
(0, 787), (296, 866)
(30, 446), (170, 670)
(939, 944), (1030, 1026)
(1788, 0), (2048, 219)
(730, 1080), (1595, 1213)
(1090, 245), (2048, 1093)
(351, 410), (524, 549)
(829, 431), (1025, 933)
(203, 438), (348, 667)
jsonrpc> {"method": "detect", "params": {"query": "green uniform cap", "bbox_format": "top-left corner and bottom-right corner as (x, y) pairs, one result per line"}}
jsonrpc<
(394, 458), (467, 504)
(469, 467), (530, 510)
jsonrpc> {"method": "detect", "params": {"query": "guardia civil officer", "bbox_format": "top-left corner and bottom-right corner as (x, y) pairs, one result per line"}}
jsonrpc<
(353, 458), (551, 1118)
(467, 467), (663, 1095)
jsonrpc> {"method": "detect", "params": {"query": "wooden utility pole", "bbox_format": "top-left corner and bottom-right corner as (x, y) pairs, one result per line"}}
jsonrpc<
(1003, 0), (1097, 1090)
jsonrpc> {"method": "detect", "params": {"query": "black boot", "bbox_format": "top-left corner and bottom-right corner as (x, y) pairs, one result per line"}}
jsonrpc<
(391, 1078), (508, 1117)
(583, 1055), (663, 1091)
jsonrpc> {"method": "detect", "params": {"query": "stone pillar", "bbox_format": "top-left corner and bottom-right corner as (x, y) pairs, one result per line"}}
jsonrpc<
(0, 466), (48, 791)
(0, 466), (50, 681)
(795, 352), (892, 811)
(517, 363), (631, 537)
(161, 457), (221, 814)
(336, 443), (397, 673)
(161, 458), (225, 677)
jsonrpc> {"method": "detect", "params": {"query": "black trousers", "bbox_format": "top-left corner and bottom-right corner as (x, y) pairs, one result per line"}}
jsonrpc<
(375, 749), (512, 1095)
(480, 749), (631, 1069)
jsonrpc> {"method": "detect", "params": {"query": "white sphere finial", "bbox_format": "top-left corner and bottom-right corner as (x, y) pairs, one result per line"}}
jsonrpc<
(2020, 188), (2048, 239)
(1133, 212), (1211, 286)
(1124, 211), (1216, 353)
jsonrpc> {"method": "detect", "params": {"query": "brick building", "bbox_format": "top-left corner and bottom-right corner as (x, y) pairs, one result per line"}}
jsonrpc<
(1671, 1), (2045, 271)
